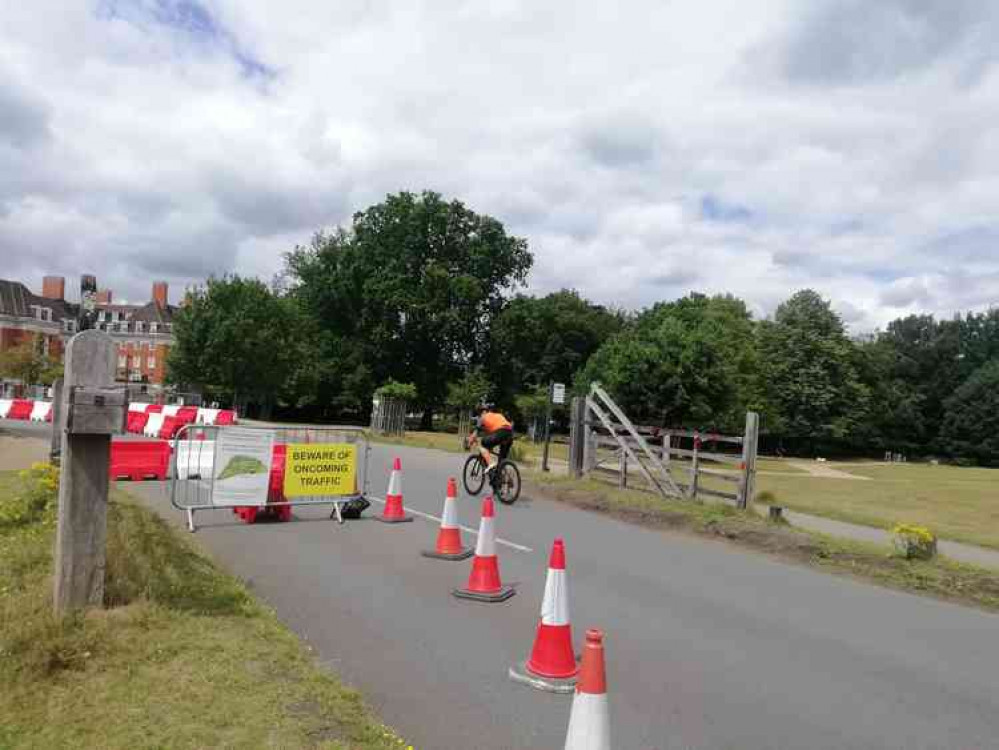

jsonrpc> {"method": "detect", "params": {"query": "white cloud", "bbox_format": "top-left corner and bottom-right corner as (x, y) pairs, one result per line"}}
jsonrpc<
(1, 0), (997, 327)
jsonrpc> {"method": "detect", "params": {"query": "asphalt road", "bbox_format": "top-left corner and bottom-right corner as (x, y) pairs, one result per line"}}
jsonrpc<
(114, 441), (999, 750)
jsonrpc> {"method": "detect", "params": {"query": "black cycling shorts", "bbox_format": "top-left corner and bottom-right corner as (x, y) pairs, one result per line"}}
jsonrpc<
(481, 427), (513, 460)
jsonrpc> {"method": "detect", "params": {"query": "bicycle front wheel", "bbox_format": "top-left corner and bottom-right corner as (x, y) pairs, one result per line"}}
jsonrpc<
(495, 460), (521, 505)
(463, 454), (486, 496)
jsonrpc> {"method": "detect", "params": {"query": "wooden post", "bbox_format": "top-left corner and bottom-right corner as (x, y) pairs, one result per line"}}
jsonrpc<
(618, 448), (628, 488)
(738, 411), (760, 510)
(49, 377), (64, 465)
(53, 331), (117, 614)
(688, 433), (700, 500)
(568, 397), (585, 478)
(542, 382), (554, 473)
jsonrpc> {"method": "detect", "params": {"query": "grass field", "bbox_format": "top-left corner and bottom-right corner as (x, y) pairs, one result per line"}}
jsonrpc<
(0, 469), (407, 750)
(755, 461), (999, 550)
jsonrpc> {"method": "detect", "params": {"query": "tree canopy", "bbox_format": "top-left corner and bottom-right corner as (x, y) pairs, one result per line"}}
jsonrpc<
(285, 191), (532, 424)
(167, 275), (312, 414)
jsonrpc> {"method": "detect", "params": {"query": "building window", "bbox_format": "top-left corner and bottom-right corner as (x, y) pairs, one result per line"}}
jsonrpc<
(98, 311), (106, 322)
(147, 356), (156, 369)
(118, 355), (126, 368)
(135, 322), (144, 333)
(150, 322), (158, 334)
(132, 355), (140, 368)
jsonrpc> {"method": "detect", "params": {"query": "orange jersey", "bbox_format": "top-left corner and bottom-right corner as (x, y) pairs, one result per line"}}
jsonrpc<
(480, 412), (512, 433)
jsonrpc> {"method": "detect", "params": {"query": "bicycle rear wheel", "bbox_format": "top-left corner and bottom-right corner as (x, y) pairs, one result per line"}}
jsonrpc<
(494, 460), (521, 505)
(463, 454), (486, 496)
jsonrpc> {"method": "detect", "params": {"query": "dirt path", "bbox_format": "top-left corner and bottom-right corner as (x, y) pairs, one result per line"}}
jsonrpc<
(788, 460), (871, 480)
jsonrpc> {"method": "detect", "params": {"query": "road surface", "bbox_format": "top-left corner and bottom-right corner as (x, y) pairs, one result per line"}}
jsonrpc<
(122, 441), (999, 750)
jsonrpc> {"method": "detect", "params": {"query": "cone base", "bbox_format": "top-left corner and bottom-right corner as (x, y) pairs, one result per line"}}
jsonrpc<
(375, 515), (414, 524)
(421, 547), (474, 561)
(508, 661), (578, 694)
(452, 585), (515, 603)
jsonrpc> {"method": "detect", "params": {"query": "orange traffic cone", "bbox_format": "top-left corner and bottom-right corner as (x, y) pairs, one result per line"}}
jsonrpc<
(422, 478), (473, 560)
(510, 538), (578, 693)
(563, 629), (611, 750)
(377, 457), (413, 523)
(452, 496), (515, 602)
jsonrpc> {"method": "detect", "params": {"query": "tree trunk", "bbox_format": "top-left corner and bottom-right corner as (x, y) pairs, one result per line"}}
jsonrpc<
(420, 406), (433, 431)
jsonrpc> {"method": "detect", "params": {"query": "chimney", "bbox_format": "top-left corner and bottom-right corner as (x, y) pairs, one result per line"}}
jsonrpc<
(97, 289), (113, 306)
(42, 276), (65, 301)
(152, 281), (168, 308)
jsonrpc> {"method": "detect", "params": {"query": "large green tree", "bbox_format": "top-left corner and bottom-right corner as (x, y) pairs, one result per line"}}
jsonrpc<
(167, 276), (313, 416)
(489, 290), (624, 407)
(285, 191), (532, 425)
(939, 360), (999, 465)
(577, 293), (759, 430)
(758, 289), (869, 439)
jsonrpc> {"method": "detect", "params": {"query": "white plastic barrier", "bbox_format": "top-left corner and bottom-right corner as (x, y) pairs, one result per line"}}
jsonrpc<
(128, 402), (150, 413)
(29, 401), (52, 422)
(196, 408), (220, 425)
(174, 440), (216, 480)
(144, 412), (167, 437)
(0, 400), (11, 419)
(162, 404), (181, 417)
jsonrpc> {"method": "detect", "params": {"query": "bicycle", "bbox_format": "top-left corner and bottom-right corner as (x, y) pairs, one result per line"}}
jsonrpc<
(462, 437), (522, 505)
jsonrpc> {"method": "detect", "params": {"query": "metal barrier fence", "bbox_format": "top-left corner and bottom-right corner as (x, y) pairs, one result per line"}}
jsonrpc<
(169, 423), (371, 532)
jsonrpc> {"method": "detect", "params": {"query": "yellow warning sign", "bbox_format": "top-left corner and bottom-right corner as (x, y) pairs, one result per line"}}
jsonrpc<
(283, 443), (356, 497)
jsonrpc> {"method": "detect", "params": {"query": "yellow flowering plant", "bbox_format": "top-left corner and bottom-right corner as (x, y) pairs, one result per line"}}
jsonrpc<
(891, 523), (937, 560)
(0, 462), (60, 527)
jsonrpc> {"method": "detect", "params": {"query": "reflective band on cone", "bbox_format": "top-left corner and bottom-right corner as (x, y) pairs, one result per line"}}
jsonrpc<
(563, 630), (610, 750)
(377, 456), (413, 523)
(509, 538), (579, 693)
(452, 496), (514, 602)
(422, 477), (473, 560)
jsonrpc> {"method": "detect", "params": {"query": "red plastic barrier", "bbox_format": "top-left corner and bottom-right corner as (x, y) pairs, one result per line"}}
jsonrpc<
(109, 440), (171, 481)
(126, 411), (150, 434)
(158, 416), (181, 440)
(8, 399), (32, 420)
(176, 406), (199, 423)
(233, 444), (292, 524)
(216, 410), (236, 425)
(146, 404), (163, 414)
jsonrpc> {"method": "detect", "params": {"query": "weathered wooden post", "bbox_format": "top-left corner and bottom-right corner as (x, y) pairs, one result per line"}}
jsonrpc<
(568, 396), (585, 479)
(738, 411), (760, 509)
(53, 330), (123, 614)
(49, 377), (64, 465)
(688, 433), (700, 500)
(618, 447), (628, 489)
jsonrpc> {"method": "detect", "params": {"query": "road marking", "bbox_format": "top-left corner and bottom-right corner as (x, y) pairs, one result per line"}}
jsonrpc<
(367, 496), (533, 553)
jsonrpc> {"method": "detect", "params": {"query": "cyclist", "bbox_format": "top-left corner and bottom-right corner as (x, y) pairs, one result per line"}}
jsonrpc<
(469, 403), (513, 472)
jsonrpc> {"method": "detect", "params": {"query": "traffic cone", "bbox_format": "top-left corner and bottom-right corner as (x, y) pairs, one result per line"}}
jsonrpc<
(422, 478), (473, 560)
(377, 457), (413, 523)
(563, 630), (611, 750)
(452, 496), (515, 602)
(509, 538), (578, 693)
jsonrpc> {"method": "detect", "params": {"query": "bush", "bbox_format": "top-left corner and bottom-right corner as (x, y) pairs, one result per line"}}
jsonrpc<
(0, 463), (59, 528)
(892, 523), (937, 560)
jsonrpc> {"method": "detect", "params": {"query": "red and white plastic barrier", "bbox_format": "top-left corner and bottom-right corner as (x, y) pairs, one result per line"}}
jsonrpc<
(30, 401), (53, 422)
(0, 399), (11, 419)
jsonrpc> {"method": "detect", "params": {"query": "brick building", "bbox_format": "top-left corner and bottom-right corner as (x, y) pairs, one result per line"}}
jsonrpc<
(0, 275), (177, 387)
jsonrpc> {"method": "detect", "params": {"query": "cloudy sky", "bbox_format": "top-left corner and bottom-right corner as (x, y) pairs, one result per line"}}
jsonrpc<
(2, 1), (997, 329)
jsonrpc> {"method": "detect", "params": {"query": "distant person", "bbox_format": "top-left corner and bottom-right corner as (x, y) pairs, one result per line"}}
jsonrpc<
(468, 404), (513, 471)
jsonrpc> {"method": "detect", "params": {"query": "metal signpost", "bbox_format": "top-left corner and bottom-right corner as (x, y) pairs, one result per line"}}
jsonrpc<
(541, 382), (565, 473)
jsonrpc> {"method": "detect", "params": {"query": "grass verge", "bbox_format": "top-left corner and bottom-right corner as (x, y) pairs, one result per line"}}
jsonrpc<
(756, 462), (999, 550)
(0, 468), (408, 750)
(526, 471), (999, 614)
